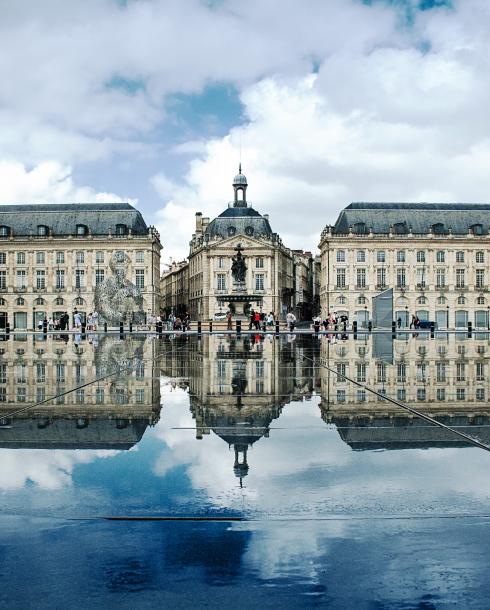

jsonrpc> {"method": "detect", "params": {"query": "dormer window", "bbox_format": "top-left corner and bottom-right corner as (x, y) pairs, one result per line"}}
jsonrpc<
(227, 226), (236, 236)
(393, 222), (407, 234)
(37, 225), (49, 237)
(245, 226), (254, 236)
(471, 223), (483, 235)
(431, 223), (445, 234)
(353, 222), (367, 234)
(115, 224), (128, 236)
(0, 225), (9, 238)
(76, 224), (88, 236)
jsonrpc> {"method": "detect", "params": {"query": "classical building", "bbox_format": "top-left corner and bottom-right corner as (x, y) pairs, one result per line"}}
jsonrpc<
(161, 167), (302, 321)
(319, 203), (490, 329)
(0, 203), (161, 329)
(319, 333), (490, 449)
(0, 334), (161, 448)
(160, 259), (189, 318)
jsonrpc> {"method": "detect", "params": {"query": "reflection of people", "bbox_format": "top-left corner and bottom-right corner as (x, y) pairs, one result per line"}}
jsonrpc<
(227, 311), (233, 330)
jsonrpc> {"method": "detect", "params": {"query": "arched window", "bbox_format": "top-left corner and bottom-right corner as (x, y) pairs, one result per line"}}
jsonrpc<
(357, 296), (366, 305)
(0, 225), (10, 238)
(35, 297), (45, 305)
(37, 225), (49, 237)
(437, 296), (447, 305)
(74, 297), (85, 306)
(55, 297), (64, 305)
(417, 296), (427, 305)
(115, 224), (128, 236)
(456, 251), (465, 263)
(477, 296), (486, 305)
(457, 295), (466, 304)
(15, 297), (25, 306)
(0, 298), (6, 306)
(76, 224), (88, 236)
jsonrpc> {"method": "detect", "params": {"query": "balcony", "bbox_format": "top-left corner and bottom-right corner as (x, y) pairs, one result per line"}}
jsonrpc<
(33, 287), (47, 292)
(14, 287), (26, 293)
(475, 285), (488, 291)
(375, 284), (387, 290)
(416, 283), (427, 291)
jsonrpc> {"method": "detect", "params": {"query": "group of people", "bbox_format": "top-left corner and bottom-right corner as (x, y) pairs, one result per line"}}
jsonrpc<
(312, 312), (349, 331)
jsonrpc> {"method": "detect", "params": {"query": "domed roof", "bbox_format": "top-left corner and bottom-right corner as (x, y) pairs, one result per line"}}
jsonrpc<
(204, 206), (273, 240)
(233, 163), (247, 186)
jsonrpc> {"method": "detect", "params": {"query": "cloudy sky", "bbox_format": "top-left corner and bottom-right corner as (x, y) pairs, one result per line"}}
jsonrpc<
(1, 0), (488, 261)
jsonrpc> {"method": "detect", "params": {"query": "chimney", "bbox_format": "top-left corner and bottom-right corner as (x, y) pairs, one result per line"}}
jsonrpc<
(195, 212), (203, 234)
(202, 217), (210, 231)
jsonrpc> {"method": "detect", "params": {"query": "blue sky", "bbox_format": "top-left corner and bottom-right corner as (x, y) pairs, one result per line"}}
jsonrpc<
(1, 0), (488, 262)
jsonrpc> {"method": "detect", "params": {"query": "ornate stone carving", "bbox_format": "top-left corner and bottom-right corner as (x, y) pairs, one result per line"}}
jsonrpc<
(95, 250), (144, 324)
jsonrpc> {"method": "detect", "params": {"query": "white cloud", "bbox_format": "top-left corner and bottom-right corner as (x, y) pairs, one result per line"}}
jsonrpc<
(0, 161), (134, 204)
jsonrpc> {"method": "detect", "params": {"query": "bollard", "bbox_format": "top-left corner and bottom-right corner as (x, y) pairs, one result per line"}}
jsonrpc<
(119, 321), (124, 337)
(5, 322), (10, 337)
(81, 321), (86, 335)
(236, 320), (242, 335)
(430, 321), (435, 339)
(391, 320), (396, 333)
(43, 320), (48, 334)
(129, 321), (133, 333)
(209, 321), (213, 333)
(157, 321), (163, 336)
(314, 321), (320, 333)
(275, 320), (280, 334)
(368, 321), (372, 332)
(353, 320), (358, 340)
(197, 321), (202, 335)
(468, 321), (473, 338)
(104, 322), (108, 333)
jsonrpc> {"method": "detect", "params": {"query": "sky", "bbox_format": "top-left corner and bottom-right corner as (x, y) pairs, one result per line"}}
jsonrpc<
(1, 0), (489, 263)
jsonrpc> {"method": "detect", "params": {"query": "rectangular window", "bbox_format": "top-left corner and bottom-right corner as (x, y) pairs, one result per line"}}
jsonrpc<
(376, 268), (386, 288)
(0, 252), (6, 264)
(16, 270), (26, 289)
(76, 251), (85, 264)
(396, 268), (406, 288)
(357, 250), (365, 263)
(135, 269), (145, 289)
(456, 269), (465, 288)
(476, 251), (484, 264)
(416, 268), (426, 287)
(336, 363), (346, 382)
(75, 269), (85, 289)
(36, 252), (45, 264)
(0, 364), (6, 383)
(376, 363), (386, 383)
(95, 269), (105, 286)
(356, 268), (366, 288)
(336, 250), (346, 262)
(56, 251), (65, 264)
(436, 388), (446, 401)
(456, 362), (465, 382)
(56, 269), (65, 289)
(436, 362), (446, 382)
(397, 250), (405, 263)
(95, 251), (104, 264)
(56, 363), (65, 383)
(397, 363), (406, 383)
(256, 257), (264, 268)
(36, 387), (45, 403)
(336, 389), (346, 403)
(36, 270), (45, 289)
(36, 362), (45, 383)
(476, 388), (485, 401)
(96, 388), (105, 404)
(417, 388), (426, 401)
(357, 390), (366, 402)
(336, 268), (346, 289)
(17, 252), (25, 265)
(136, 389), (145, 404)
(416, 251), (426, 263)
(255, 273), (265, 291)
(476, 362), (485, 381)
(0, 271), (6, 289)
(76, 389), (85, 405)
(217, 273), (226, 291)
(16, 363), (26, 383)
(456, 251), (465, 263)
(436, 251), (445, 263)
(397, 388), (406, 401)
(17, 387), (26, 403)
(436, 268), (445, 288)
(356, 363), (366, 383)
(416, 362), (427, 382)
(376, 250), (385, 263)
(456, 388), (465, 401)
(135, 251), (145, 263)
(476, 269), (485, 288)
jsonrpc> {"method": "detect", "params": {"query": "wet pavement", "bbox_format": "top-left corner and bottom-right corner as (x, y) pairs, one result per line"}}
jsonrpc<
(1, 331), (490, 608)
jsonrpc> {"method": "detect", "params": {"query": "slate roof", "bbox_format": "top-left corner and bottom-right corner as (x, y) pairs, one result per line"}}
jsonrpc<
(0, 203), (148, 236)
(205, 205), (273, 239)
(333, 202), (490, 235)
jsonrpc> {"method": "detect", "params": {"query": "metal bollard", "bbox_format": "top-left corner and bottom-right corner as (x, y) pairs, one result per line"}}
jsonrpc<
(158, 321), (163, 336)
(197, 321), (202, 335)
(129, 321), (133, 333)
(236, 320), (242, 335)
(314, 321), (320, 333)
(104, 322), (108, 333)
(368, 321), (372, 332)
(81, 321), (86, 335)
(353, 320), (358, 339)
(430, 321), (435, 339)
(468, 321), (473, 338)
(5, 322), (10, 337)
(119, 321), (124, 336)
(209, 321), (213, 333)
(43, 320), (48, 334)
(275, 320), (280, 334)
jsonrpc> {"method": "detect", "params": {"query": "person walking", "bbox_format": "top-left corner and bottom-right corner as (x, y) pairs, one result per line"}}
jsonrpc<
(254, 310), (261, 330)
(266, 312), (275, 327)
(74, 310), (82, 329)
(286, 311), (296, 332)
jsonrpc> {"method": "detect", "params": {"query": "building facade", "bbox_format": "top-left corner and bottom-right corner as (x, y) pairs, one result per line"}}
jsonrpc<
(160, 260), (189, 318)
(319, 203), (490, 329)
(163, 168), (298, 321)
(0, 203), (161, 329)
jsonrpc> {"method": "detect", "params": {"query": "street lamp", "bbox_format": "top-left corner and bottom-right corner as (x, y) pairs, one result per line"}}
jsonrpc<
(33, 306), (36, 331)
(446, 304), (450, 330)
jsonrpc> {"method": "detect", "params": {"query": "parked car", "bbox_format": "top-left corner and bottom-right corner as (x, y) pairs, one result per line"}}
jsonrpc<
(213, 312), (228, 321)
(417, 319), (434, 329)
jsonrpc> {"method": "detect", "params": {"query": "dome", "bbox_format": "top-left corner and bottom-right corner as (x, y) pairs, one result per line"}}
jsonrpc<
(233, 172), (248, 186)
(204, 206), (273, 239)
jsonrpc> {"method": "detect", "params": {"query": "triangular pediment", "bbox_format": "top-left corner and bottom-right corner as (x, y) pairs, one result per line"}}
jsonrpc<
(210, 235), (270, 250)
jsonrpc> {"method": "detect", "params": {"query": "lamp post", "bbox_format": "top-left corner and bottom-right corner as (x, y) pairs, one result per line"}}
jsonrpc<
(446, 304), (450, 330)
(33, 306), (36, 331)
(487, 305), (489, 331)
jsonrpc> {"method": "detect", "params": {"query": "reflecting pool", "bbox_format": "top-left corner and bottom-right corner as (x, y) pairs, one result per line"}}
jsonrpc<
(2, 331), (490, 608)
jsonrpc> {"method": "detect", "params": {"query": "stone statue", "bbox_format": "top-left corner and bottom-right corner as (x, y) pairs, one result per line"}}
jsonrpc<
(231, 244), (247, 283)
(95, 250), (145, 325)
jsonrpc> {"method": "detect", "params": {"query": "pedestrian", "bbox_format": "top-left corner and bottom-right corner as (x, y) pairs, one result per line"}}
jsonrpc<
(92, 310), (98, 331)
(227, 310), (233, 331)
(74, 310), (82, 329)
(249, 309), (255, 330)
(266, 312), (274, 327)
(397, 317), (402, 329)
(286, 311), (296, 332)
(87, 312), (93, 330)
(254, 310), (261, 330)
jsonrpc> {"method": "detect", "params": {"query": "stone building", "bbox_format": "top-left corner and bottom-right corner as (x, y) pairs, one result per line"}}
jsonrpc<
(0, 203), (161, 329)
(319, 203), (490, 329)
(160, 260), (189, 318)
(164, 167), (296, 321)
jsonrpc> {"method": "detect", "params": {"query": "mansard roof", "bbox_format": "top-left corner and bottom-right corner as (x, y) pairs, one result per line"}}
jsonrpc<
(0, 203), (148, 236)
(205, 204), (273, 239)
(333, 202), (490, 235)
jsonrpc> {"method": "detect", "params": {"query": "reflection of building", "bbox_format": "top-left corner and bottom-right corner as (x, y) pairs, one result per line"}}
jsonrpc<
(161, 168), (299, 321)
(0, 334), (161, 449)
(319, 334), (490, 449)
(161, 334), (317, 481)
(0, 203), (161, 329)
(319, 203), (490, 328)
